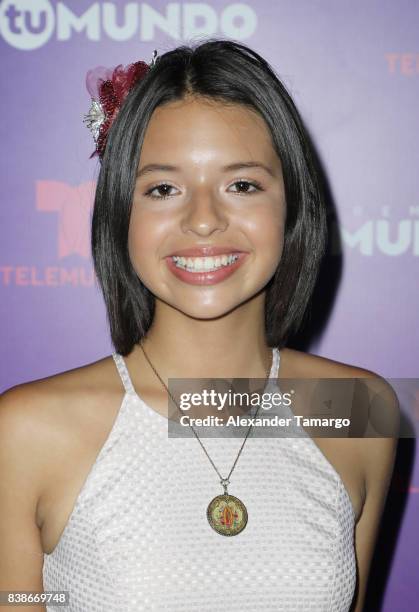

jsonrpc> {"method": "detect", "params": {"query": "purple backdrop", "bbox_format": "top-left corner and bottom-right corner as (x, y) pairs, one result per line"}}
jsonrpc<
(1, 1), (417, 608)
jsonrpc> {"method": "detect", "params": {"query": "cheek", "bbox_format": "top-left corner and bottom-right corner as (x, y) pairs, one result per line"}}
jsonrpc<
(128, 220), (145, 269)
(245, 203), (285, 258)
(127, 209), (163, 273)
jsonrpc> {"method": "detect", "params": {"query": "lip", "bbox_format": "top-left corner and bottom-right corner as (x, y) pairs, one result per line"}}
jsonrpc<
(168, 246), (247, 257)
(165, 252), (248, 286)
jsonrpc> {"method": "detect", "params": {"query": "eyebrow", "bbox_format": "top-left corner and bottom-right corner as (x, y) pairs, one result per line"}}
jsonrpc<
(136, 161), (276, 179)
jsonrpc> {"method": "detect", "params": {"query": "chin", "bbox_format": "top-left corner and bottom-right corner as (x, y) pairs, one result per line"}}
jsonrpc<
(161, 295), (247, 320)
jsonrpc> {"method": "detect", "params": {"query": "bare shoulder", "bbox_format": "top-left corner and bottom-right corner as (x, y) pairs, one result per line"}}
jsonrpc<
(281, 345), (382, 379)
(0, 354), (121, 434)
(0, 355), (123, 519)
(281, 346), (400, 441)
(281, 346), (399, 510)
(0, 355), (124, 590)
(283, 349), (400, 612)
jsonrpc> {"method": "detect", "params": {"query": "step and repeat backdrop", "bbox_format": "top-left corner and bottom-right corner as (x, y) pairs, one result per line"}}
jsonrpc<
(0, 1), (417, 608)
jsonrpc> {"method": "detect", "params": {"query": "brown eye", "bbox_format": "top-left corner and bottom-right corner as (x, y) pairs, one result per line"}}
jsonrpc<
(228, 180), (263, 194)
(144, 183), (178, 200)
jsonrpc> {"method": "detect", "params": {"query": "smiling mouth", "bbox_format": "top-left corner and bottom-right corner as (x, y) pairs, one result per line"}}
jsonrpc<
(171, 254), (240, 273)
(165, 251), (248, 286)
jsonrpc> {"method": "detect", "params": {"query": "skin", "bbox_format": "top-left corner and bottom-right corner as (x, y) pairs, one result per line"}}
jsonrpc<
(128, 94), (286, 378)
(0, 95), (398, 612)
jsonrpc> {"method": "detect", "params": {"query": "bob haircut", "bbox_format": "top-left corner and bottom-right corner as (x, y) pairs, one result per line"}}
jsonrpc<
(91, 38), (327, 356)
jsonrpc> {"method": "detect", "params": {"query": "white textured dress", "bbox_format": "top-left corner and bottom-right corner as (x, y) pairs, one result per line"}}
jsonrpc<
(42, 347), (357, 611)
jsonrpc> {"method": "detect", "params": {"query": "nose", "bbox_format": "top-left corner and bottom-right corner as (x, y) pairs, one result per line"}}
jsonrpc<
(180, 186), (228, 237)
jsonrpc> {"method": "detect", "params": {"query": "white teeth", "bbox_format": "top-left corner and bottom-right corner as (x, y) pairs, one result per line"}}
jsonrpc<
(172, 254), (239, 272)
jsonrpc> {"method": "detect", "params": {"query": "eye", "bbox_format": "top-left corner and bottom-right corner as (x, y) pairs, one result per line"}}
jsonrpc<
(143, 179), (263, 201)
(228, 179), (263, 195)
(144, 183), (179, 200)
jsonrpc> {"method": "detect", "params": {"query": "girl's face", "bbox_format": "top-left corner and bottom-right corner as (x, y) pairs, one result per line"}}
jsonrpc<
(129, 95), (286, 320)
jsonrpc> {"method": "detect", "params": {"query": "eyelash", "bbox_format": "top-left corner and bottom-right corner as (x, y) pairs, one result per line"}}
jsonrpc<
(143, 179), (264, 200)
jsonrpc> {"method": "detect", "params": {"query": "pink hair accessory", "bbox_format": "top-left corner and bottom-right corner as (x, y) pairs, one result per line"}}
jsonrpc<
(83, 49), (159, 159)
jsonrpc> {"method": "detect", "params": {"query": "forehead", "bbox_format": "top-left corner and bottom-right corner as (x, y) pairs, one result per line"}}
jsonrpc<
(139, 96), (278, 165)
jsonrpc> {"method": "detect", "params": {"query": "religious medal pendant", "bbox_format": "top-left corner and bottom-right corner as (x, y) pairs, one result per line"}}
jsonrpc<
(207, 478), (248, 536)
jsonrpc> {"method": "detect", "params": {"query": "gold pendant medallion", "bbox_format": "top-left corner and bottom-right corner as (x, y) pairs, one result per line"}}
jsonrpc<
(207, 493), (248, 536)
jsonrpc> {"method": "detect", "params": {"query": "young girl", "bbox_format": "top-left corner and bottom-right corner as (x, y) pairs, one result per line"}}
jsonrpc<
(0, 39), (398, 611)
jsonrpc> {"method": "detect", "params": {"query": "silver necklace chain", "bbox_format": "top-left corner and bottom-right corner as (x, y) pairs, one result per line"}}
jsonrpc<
(139, 342), (273, 490)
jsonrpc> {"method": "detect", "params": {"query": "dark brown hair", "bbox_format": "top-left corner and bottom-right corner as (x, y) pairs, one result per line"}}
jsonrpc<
(91, 38), (327, 356)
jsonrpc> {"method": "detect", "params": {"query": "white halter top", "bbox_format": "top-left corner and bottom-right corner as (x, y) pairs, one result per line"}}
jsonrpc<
(43, 347), (356, 611)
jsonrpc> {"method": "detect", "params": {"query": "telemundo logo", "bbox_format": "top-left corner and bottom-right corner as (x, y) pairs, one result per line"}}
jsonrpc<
(0, 1), (257, 50)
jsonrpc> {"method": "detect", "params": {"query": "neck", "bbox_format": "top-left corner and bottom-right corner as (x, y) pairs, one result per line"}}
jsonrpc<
(131, 295), (273, 380)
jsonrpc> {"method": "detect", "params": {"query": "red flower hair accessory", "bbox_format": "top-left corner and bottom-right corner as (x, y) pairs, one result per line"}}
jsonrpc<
(83, 49), (159, 159)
